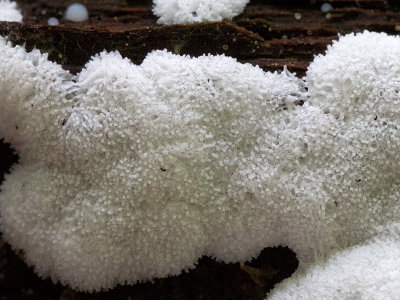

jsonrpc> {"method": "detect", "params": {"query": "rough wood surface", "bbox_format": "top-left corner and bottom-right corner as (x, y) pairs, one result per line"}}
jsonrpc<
(2, 0), (399, 76)
(1, 0), (400, 299)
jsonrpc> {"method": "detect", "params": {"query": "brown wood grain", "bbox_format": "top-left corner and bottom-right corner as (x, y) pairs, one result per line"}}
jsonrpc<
(4, 0), (400, 77)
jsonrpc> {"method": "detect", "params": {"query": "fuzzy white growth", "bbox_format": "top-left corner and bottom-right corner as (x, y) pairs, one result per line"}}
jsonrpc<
(0, 31), (399, 296)
(0, 37), (305, 291)
(0, 38), (75, 163)
(64, 3), (89, 22)
(0, 0), (22, 23)
(153, 0), (249, 25)
(269, 224), (400, 299)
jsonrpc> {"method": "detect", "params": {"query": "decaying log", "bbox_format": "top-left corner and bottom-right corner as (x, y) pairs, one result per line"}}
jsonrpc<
(3, 0), (400, 76)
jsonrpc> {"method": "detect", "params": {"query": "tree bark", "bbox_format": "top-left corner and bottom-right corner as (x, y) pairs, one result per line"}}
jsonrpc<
(3, 0), (400, 76)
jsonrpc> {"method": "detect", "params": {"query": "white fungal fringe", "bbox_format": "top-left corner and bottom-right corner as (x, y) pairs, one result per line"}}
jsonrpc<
(0, 0), (22, 23)
(0, 32), (399, 297)
(153, 0), (249, 25)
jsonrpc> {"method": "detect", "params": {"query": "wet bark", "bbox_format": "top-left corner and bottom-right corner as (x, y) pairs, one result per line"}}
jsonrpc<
(0, 0), (399, 299)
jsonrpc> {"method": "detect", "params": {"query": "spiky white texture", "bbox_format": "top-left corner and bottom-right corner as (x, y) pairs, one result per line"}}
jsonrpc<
(264, 30), (400, 299)
(0, 36), (306, 291)
(0, 31), (399, 296)
(0, 0), (22, 23)
(268, 224), (400, 299)
(153, 0), (249, 25)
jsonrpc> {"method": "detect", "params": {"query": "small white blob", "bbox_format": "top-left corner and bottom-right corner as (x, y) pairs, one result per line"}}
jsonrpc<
(47, 17), (59, 26)
(321, 3), (333, 13)
(64, 3), (89, 22)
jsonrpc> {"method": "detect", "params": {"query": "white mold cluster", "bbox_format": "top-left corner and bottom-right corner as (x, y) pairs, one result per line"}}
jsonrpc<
(0, 0), (22, 23)
(269, 223), (400, 299)
(0, 31), (399, 297)
(153, 0), (249, 25)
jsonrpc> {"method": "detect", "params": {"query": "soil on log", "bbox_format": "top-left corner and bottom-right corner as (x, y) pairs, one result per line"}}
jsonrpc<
(0, 0), (399, 299)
